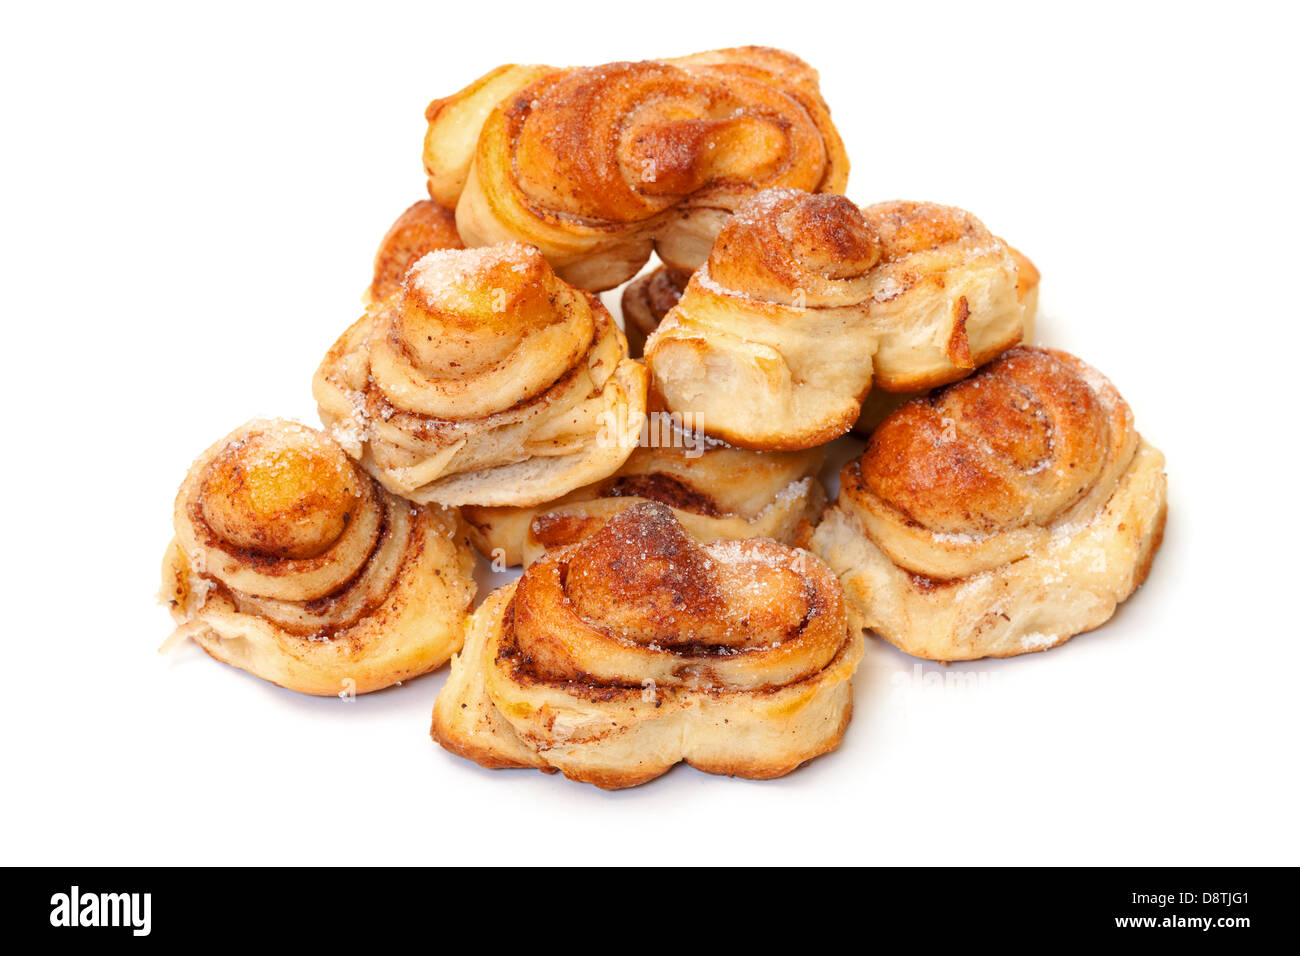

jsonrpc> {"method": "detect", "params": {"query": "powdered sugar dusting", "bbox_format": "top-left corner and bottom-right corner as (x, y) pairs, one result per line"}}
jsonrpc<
(406, 242), (539, 310)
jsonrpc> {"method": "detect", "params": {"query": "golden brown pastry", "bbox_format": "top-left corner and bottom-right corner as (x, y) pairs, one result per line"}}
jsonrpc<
(423, 47), (848, 291)
(627, 248), (1037, 369)
(366, 199), (463, 305)
(812, 348), (1167, 661)
(848, 241), (1041, 437)
(160, 419), (476, 695)
(314, 242), (647, 507)
(433, 502), (862, 788)
(461, 426), (826, 566)
(645, 188), (1036, 450)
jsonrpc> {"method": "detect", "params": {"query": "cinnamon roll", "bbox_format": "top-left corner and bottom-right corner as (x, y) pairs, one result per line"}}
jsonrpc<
(645, 189), (1036, 450)
(461, 430), (826, 566)
(423, 47), (848, 291)
(432, 502), (862, 789)
(366, 199), (463, 305)
(812, 348), (1167, 661)
(160, 419), (476, 695)
(315, 242), (647, 507)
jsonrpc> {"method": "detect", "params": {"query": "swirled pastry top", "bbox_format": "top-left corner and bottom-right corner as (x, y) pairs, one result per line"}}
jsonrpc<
(839, 347), (1139, 579)
(644, 188), (1035, 450)
(314, 242), (647, 507)
(423, 47), (848, 290)
(432, 502), (861, 788)
(161, 419), (476, 695)
(812, 347), (1166, 661)
(511, 502), (845, 685)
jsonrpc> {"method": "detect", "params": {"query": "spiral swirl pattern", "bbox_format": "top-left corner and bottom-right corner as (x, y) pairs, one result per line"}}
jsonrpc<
(161, 419), (476, 695)
(424, 47), (848, 291)
(315, 242), (647, 507)
(433, 502), (861, 789)
(645, 188), (1036, 450)
(812, 348), (1167, 661)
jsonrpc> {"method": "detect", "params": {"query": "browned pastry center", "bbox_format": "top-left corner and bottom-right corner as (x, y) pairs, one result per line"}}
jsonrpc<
(424, 47), (849, 290)
(395, 243), (581, 377)
(872, 200), (972, 257)
(709, 190), (881, 305)
(433, 498), (862, 788)
(498, 500), (845, 692)
(564, 503), (725, 641)
(556, 502), (814, 651)
(314, 242), (647, 506)
(198, 426), (360, 559)
(773, 192), (883, 278)
(858, 349), (1111, 536)
(812, 346), (1166, 661)
(161, 419), (477, 695)
(514, 61), (824, 218)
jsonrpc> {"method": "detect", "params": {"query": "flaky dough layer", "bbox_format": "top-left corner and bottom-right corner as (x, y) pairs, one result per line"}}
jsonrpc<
(315, 243), (647, 507)
(812, 348), (1167, 660)
(423, 48), (848, 291)
(433, 503), (862, 788)
(646, 190), (1037, 450)
(161, 419), (477, 695)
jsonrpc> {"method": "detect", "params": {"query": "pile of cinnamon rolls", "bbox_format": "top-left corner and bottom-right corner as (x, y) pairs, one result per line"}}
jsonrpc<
(161, 46), (1166, 789)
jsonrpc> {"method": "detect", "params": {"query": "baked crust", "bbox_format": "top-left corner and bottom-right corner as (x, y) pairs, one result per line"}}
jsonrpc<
(848, 241), (1040, 437)
(314, 243), (647, 507)
(432, 502), (862, 789)
(461, 435), (826, 566)
(160, 419), (476, 695)
(645, 189), (1038, 450)
(811, 347), (1167, 660)
(423, 47), (849, 291)
(365, 199), (463, 305)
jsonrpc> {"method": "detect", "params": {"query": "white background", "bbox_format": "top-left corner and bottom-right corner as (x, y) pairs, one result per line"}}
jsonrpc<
(3, 1), (1297, 865)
